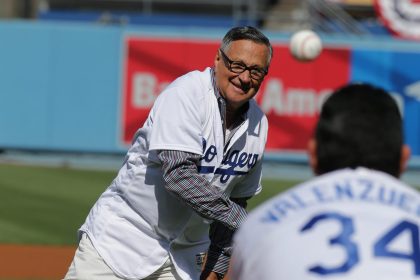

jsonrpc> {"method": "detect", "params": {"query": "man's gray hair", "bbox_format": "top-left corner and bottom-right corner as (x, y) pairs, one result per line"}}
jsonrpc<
(220, 26), (273, 65)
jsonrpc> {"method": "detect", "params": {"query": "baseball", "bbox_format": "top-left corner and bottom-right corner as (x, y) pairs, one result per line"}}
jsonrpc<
(289, 30), (322, 62)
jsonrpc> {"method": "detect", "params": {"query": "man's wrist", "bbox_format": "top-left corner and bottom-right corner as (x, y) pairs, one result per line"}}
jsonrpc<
(204, 247), (230, 276)
(201, 269), (224, 280)
(214, 271), (224, 280)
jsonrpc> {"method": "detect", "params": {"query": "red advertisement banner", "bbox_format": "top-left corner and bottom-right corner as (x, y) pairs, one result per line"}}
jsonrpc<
(121, 37), (351, 151)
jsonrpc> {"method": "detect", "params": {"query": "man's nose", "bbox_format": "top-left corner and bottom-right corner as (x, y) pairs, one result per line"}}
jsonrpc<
(238, 70), (252, 83)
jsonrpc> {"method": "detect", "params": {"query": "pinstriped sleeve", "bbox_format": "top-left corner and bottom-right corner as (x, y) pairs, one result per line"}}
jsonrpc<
(157, 150), (247, 230)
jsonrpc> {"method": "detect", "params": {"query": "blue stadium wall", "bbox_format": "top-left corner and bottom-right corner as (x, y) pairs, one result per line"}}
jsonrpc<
(1, 21), (420, 161)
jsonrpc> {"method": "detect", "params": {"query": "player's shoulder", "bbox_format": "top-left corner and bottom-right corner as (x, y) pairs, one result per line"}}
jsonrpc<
(168, 67), (212, 94)
(292, 167), (414, 198)
(243, 167), (414, 227)
(154, 68), (212, 108)
(322, 167), (412, 190)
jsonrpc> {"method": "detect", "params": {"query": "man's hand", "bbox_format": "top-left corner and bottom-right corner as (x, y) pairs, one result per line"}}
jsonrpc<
(201, 254), (224, 280)
(200, 197), (250, 280)
(200, 270), (221, 280)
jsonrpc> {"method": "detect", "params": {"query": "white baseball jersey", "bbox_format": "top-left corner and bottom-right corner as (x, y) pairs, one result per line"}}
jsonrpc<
(231, 168), (420, 280)
(80, 67), (268, 279)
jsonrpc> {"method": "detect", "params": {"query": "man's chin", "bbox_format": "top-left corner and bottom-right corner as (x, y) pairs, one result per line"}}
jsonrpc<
(226, 99), (248, 111)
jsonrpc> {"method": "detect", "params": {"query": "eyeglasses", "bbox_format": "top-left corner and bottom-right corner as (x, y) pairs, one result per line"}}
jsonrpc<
(219, 49), (268, 80)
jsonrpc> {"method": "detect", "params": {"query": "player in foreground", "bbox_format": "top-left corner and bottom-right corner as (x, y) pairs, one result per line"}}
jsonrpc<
(228, 83), (419, 280)
(64, 26), (272, 280)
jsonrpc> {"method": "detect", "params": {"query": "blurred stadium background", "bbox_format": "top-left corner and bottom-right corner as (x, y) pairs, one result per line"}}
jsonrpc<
(1, 0), (420, 279)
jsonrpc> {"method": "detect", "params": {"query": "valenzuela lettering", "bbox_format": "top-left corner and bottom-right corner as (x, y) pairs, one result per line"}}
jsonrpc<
(198, 139), (259, 183)
(261, 178), (420, 224)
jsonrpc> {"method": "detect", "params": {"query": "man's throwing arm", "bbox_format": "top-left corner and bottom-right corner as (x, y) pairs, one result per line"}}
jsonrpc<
(158, 150), (247, 230)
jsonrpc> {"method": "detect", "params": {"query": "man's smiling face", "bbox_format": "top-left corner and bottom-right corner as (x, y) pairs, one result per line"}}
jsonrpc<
(214, 39), (270, 112)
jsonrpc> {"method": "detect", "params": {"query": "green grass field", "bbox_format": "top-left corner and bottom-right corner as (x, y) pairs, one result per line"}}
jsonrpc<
(0, 163), (299, 245)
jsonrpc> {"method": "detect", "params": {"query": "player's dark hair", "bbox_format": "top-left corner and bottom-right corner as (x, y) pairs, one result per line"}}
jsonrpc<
(316, 83), (403, 177)
(221, 26), (273, 65)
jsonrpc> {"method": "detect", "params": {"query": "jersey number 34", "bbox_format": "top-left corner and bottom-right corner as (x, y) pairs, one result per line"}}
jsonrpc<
(300, 212), (420, 276)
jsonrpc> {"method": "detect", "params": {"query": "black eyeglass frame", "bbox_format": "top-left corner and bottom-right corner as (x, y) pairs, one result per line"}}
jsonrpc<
(219, 49), (268, 80)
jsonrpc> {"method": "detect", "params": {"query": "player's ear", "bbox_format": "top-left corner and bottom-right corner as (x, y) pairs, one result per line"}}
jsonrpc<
(307, 138), (318, 174)
(214, 51), (221, 67)
(399, 144), (411, 176)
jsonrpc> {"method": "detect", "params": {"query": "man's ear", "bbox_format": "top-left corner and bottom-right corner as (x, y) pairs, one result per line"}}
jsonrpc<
(399, 144), (411, 176)
(214, 51), (221, 67)
(307, 138), (318, 174)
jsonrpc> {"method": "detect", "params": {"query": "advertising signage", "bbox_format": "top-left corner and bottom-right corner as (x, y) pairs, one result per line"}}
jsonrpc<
(121, 36), (351, 151)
